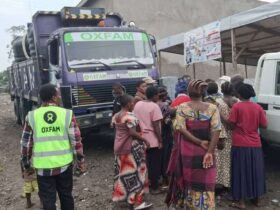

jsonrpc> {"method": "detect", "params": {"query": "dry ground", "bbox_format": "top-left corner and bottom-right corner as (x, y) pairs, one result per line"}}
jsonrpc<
(0, 93), (280, 210)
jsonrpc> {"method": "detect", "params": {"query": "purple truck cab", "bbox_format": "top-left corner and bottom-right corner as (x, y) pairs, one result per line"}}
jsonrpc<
(8, 7), (159, 130)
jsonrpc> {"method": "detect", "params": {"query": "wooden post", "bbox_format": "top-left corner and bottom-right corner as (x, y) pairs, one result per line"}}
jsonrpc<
(222, 57), (226, 75)
(219, 58), (222, 77)
(236, 32), (258, 60)
(245, 59), (248, 78)
(193, 63), (196, 79)
(231, 29), (238, 72)
(185, 65), (189, 76)
(158, 51), (162, 76)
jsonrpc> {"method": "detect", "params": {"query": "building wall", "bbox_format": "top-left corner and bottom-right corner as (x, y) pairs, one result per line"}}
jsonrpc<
(81, 0), (263, 80)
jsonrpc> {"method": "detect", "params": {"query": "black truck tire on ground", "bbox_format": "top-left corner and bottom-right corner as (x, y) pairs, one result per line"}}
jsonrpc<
(31, 103), (37, 111)
(19, 98), (30, 126)
(14, 98), (21, 125)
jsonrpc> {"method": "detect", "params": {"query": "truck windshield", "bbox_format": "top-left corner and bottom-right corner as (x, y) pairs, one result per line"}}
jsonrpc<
(64, 31), (154, 69)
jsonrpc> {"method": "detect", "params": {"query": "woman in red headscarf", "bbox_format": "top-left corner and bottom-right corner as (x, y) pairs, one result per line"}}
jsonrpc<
(166, 80), (221, 210)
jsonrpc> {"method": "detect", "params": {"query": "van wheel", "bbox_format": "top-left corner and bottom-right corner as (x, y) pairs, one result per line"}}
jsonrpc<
(14, 98), (21, 125)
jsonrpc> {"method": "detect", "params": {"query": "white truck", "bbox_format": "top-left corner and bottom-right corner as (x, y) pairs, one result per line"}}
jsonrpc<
(254, 52), (280, 146)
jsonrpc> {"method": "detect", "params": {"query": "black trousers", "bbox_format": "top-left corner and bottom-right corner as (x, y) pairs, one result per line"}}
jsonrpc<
(161, 127), (173, 178)
(147, 147), (162, 190)
(37, 166), (74, 210)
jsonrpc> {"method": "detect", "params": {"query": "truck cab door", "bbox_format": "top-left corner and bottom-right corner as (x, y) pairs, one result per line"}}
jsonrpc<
(48, 37), (62, 85)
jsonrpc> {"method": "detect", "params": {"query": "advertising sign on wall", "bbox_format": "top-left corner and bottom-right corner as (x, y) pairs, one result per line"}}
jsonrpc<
(184, 21), (222, 65)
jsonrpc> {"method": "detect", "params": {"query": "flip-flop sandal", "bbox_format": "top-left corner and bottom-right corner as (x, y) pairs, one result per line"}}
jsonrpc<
(230, 202), (246, 209)
(134, 202), (153, 210)
(161, 185), (168, 190)
(26, 203), (35, 209)
(150, 188), (165, 195)
(216, 197), (224, 207)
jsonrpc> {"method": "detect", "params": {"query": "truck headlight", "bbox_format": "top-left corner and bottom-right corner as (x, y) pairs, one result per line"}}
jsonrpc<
(77, 118), (92, 127)
(82, 119), (92, 125)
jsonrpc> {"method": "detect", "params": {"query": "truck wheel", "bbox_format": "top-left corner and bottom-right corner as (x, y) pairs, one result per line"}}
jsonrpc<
(14, 98), (21, 125)
(19, 98), (30, 126)
(31, 103), (37, 111)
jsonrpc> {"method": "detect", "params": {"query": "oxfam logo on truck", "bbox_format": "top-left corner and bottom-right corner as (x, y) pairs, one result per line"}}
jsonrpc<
(81, 32), (133, 41)
(64, 32), (148, 42)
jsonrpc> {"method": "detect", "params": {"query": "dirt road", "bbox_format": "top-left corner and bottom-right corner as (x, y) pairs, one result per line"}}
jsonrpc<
(0, 93), (280, 210)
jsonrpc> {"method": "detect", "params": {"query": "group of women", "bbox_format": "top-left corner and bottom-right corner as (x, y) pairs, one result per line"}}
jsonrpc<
(111, 76), (268, 210)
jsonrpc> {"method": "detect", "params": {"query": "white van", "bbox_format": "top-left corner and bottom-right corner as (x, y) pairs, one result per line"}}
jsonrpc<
(254, 52), (280, 146)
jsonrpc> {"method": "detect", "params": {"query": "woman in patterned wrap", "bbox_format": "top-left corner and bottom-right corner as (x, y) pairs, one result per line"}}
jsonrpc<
(112, 94), (152, 210)
(204, 82), (234, 191)
(166, 80), (221, 210)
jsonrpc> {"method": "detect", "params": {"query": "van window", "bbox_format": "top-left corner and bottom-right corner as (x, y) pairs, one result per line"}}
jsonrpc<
(276, 62), (280, 95)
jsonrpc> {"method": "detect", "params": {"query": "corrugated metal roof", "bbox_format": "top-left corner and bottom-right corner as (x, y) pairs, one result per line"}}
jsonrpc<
(158, 1), (280, 66)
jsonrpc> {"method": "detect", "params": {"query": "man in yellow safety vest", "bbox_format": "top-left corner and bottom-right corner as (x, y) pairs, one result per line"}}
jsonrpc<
(20, 84), (85, 210)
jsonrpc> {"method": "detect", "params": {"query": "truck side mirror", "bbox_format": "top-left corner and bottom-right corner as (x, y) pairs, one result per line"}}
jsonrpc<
(149, 34), (157, 58)
(55, 69), (62, 80)
(151, 37), (156, 45)
(149, 34), (156, 45)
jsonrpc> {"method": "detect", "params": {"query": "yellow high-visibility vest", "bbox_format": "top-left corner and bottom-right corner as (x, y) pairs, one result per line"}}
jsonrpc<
(28, 106), (73, 169)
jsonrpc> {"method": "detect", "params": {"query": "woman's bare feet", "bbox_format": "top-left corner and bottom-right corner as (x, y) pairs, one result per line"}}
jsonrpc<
(252, 197), (262, 207)
(230, 200), (246, 209)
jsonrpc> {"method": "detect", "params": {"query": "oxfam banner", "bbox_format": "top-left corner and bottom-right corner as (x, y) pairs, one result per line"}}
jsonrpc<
(184, 21), (221, 65)
(64, 32), (148, 43)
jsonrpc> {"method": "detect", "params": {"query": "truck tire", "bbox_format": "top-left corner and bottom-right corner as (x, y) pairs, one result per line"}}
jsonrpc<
(22, 34), (30, 59)
(27, 24), (36, 57)
(19, 98), (30, 126)
(29, 49), (36, 57)
(14, 98), (21, 125)
(14, 57), (26, 63)
(12, 36), (30, 62)
(12, 37), (25, 58)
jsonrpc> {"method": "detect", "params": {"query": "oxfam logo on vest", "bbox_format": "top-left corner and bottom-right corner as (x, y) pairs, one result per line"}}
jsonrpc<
(43, 111), (57, 124)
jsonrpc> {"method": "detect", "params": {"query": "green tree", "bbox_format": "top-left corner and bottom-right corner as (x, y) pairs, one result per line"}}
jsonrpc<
(6, 25), (26, 39)
(0, 70), (9, 92)
(6, 25), (26, 60)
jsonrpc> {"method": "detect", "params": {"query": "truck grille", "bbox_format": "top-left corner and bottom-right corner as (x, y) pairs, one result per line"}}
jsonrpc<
(72, 83), (137, 106)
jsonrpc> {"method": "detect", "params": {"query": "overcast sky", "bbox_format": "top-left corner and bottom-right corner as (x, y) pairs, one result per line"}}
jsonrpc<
(0, 0), (80, 71)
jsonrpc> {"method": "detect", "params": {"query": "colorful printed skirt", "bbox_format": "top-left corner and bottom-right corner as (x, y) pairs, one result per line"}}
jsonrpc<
(112, 140), (149, 205)
(172, 189), (215, 210)
(166, 128), (216, 210)
(216, 136), (232, 188)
